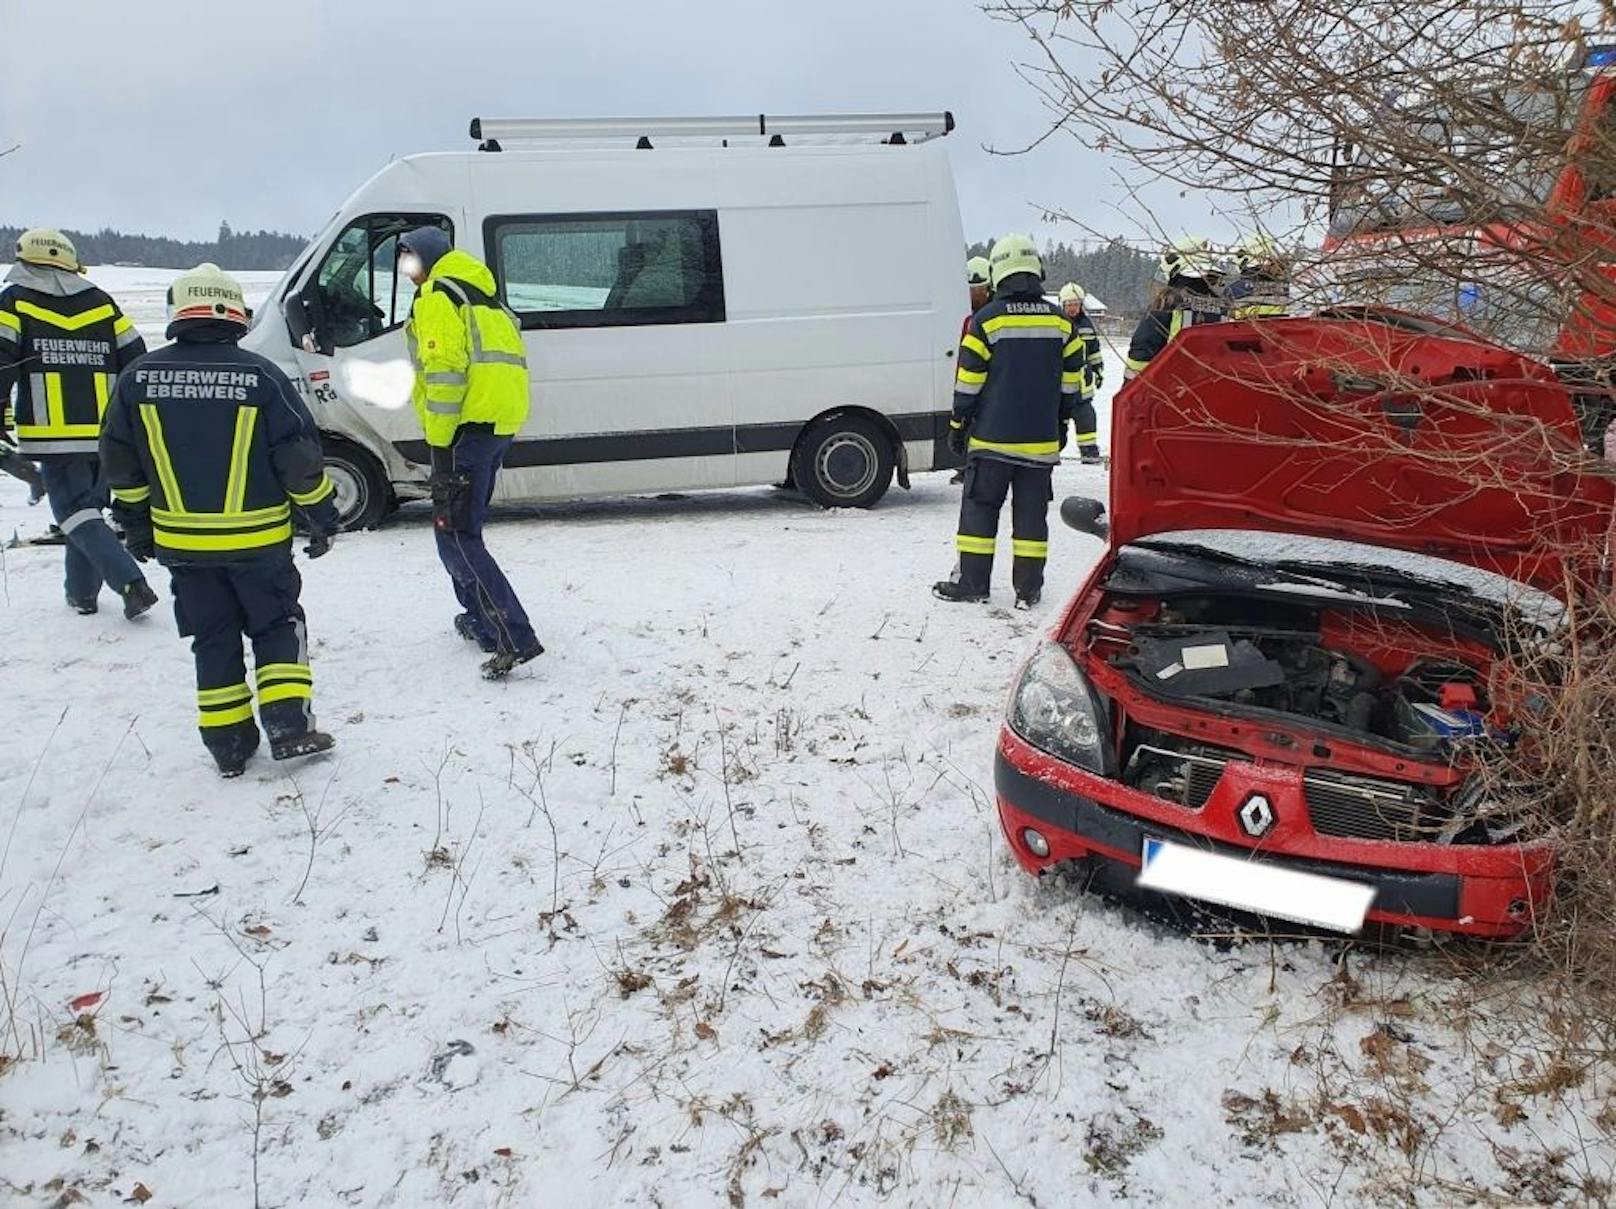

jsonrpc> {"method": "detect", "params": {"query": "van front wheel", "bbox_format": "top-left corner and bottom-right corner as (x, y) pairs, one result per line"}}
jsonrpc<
(321, 438), (391, 531)
(793, 415), (894, 509)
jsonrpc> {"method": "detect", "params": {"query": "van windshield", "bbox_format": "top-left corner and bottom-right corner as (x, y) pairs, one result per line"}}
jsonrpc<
(250, 213), (339, 333)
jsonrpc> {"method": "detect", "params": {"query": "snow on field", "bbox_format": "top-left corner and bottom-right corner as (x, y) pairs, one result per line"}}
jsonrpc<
(2, 274), (1612, 1207)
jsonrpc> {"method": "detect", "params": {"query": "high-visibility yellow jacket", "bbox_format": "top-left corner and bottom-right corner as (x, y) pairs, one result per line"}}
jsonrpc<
(405, 251), (530, 449)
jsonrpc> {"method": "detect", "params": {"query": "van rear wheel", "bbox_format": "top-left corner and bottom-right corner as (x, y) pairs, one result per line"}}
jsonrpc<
(321, 438), (390, 531)
(793, 415), (894, 509)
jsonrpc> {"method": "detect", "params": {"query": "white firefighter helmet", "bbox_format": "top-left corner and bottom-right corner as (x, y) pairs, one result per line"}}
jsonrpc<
(167, 263), (249, 327)
(1236, 233), (1283, 272)
(1159, 235), (1216, 281)
(15, 228), (83, 274)
(1058, 282), (1085, 306)
(988, 233), (1043, 290)
(966, 256), (992, 287)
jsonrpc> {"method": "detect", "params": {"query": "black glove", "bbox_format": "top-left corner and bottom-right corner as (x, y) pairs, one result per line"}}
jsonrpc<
(948, 422), (968, 457)
(124, 526), (154, 562)
(303, 528), (337, 559)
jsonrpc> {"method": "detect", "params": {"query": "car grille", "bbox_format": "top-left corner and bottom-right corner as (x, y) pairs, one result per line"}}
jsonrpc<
(1127, 743), (1441, 842)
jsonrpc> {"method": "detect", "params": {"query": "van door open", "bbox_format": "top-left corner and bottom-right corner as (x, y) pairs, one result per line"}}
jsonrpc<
(286, 212), (456, 491)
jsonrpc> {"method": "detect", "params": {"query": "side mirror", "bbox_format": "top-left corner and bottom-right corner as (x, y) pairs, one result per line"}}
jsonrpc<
(1060, 495), (1109, 540)
(283, 280), (332, 356)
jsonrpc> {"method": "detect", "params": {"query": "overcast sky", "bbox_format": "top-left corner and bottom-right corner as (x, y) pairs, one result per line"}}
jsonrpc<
(2, 0), (1183, 249)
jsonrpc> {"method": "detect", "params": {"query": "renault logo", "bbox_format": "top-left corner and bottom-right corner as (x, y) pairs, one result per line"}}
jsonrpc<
(1238, 794), (1276, 838)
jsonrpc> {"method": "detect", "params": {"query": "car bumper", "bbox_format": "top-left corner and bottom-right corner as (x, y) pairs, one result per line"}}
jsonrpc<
(994, 728), (1551, 938)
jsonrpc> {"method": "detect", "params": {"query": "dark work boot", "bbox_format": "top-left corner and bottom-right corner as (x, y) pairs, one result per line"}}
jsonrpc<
(932, 580), (989, 603)
(481, 640), (545, 681)
(207, 726), (261, 779)
(122, 578), (159, 620)
(66, 593), (98, 615)
(1015, 591), (1042, 611)
(453, 612), (497, 653)
(1079, 445), (1103, 466)
(271, 731), (337, 762)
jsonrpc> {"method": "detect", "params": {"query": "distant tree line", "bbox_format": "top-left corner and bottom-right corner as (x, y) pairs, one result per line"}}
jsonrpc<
(0, 222), (307, 271)
(967, 237), (1158, 314)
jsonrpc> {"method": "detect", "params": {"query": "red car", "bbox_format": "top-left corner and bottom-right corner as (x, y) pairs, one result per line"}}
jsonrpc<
(995, 312), (1615, 937)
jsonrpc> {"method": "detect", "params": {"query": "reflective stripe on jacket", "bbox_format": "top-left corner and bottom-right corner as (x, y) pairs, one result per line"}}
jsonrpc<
(406, 250), (530, 449)
(0, 284), (144, 456)
(99, 339), (338, 562)
(952, 277), (1086, 466)
(1123, 287), (1226, 379)
(1225, 272), (1291, 320)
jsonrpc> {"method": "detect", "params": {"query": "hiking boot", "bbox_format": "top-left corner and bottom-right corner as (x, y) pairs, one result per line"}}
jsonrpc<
(1015, 591), (1042, 611)
(209, 729), (260, 779)
(66, 594), (98, 615)
(453, 612), (497, 653)
(932, 580), (989, 604)
(481, 640), (545, 681)
(122, 578), (159, 620)
(270, 731), (336, 762)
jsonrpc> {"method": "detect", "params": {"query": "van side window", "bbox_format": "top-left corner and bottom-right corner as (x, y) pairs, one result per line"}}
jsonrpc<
(488, 211), (725, 329)
(313, 213), (453, 347)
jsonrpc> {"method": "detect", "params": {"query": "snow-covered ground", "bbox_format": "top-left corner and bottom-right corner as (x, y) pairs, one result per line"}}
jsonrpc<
(2, 272), (1611, 1207)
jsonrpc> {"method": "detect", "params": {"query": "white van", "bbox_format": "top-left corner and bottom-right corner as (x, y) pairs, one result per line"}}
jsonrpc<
(241, 113), (969, 528)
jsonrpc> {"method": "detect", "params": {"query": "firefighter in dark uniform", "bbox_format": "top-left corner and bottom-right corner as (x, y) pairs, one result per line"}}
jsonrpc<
(0, 228), (158, 616)
(1123, 236), (1225, 381)
(934, 234), (1086, 609)
(1058, 282), (1104, 463)
(101, 265), (342, 777)
(1223, 234), (1291, 319)
(967, 256), (992, 312)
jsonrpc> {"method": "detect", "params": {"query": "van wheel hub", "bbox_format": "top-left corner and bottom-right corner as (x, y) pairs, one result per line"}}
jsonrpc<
(817, 433), (879, 499)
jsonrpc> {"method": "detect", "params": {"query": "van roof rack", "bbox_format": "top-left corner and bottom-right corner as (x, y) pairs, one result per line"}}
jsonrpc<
(468, 112), (954, 149)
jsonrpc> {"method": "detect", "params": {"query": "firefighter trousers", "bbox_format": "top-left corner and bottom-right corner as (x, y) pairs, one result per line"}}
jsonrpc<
(954, 456), (1054, 599)
(1072, 399), (1100, 457)
(40, 455), (143, 603)
(170, 555), (317, 764)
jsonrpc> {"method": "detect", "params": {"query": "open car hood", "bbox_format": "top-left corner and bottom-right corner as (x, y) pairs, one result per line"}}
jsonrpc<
(1111, 313), (1616, 594)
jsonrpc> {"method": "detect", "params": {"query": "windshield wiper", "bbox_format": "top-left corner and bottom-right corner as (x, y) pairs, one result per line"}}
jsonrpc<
(1128, 541), (1375, 593)
(1268, 559), (1476, 598)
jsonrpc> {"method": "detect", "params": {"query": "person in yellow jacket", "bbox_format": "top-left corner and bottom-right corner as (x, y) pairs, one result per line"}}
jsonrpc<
(399, 228), (543, 680)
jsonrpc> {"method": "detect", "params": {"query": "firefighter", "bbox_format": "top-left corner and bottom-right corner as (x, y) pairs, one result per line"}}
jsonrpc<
(1123, 236), (1225, 381)
(101, 265), (341, 778)
(0, 229), (158, 616)
(967, 256), (992, 311)
(1224, 234), (1291, 319)
(398, 227), (544, 680)
(934, 234), (1086, 609)
(1057, 282), (1104, 464)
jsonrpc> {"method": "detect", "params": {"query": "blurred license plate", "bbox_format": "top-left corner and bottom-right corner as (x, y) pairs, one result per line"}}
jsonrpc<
(1137, 837), (1374, 934)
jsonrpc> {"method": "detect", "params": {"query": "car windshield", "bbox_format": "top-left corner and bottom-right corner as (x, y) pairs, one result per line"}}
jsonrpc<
(1328, 82), (1578, 236)
(1130, 529), (1565, 628)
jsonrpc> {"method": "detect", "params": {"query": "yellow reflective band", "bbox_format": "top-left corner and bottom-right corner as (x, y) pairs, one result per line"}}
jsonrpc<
(1061, 373), (1087, 386)
(968, 437), (1061, 456)
(94, 372), (111, 417)
(1124, 356), (1150, 373)
(956, 368), (988, 386)
(113, 314), (134, 335)
(45, 373), (64, 432)
(956, 534), (998, 555)
(112, 484), (151, 504)
(139, 404), (186, 512)
(0, 310), (18, 332)
(155, 523), (294, 552)
(1073, 432), (1098, 442)
(982, 313), (1071, 335)
(1063, 338), (1086, 358)
(960, 333), (991, 361)
(948, 419), (964, 430)
(151, 503), (290, 528)
(257, 683), (313, 706)
(1012, 540), (1049, 559)
(17, 423), (99, 439)
(1168, 311), (1187, 339)
(255, 663), (312, 686)
(289, 475), (335, 507)
(198, 703), (256, 728)
(198, 683), (252, 706)
(224, 407), (259, 514)
(14, 300), (115, 331)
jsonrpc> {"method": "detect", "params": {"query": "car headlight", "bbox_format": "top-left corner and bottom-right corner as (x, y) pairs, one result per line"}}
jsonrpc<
(1007, 641), (1111, 773)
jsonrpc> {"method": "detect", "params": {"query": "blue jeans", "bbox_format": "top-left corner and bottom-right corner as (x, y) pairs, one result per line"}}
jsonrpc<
(434, 429), (538, 654)
(40, 456), (143, 602)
